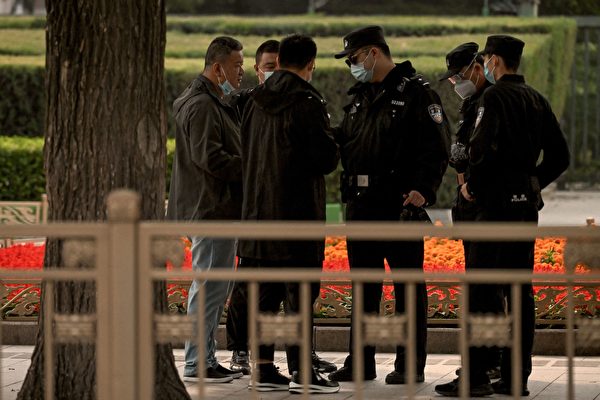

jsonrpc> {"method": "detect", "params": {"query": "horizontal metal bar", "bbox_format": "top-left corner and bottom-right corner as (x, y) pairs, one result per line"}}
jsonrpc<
(151, 268), (600, 284)
(139, 221), (600, 241)
(1, 223), (109, 237)
(0, 269), (98, 280)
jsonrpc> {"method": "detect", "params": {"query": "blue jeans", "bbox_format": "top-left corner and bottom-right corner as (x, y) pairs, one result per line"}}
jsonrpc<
(184, 237), (236, 374)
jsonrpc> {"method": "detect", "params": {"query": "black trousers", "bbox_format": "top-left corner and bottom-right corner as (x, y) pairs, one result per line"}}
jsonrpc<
(452, 186), (502, 371)
(343, 238), (428, 375)
(468, 202), (537, 386)
(226, 280), (248, 351)
(237, 257), (321, 375)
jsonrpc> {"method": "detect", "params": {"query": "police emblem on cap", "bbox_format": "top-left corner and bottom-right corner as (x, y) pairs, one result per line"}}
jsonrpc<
(428, 104), (443, 124)
(475, 106), (484, 128)
(344, 39), (349, 49)
(446, 59), (450, 68)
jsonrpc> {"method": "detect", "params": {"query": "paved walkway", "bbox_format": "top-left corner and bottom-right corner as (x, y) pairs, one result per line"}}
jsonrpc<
(2, 346), (600, 399)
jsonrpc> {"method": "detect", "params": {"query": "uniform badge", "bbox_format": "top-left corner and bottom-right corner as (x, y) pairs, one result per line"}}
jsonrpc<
(446, 59), (450, 68)
(397, 81), (406, 92)
(344, 39), (349, 49)
(475, 106), (484, 128)
(427, 104), (443, 124)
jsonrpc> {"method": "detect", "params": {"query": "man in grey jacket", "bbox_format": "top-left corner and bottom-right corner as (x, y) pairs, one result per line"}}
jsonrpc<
(166, 36), (244, 383)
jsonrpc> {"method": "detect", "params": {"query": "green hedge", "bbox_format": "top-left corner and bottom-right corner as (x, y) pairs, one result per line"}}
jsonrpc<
(0, 15), (574, 36)
(0, 136), (45, 200)
(0, 30), (574, 136)
(0, 16), (577, 206)
(0, 136), (459, 209)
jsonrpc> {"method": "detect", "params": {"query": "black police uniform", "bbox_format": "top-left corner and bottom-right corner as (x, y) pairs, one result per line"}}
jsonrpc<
(466, 36), (570, 390)
(441, 43), (501, 377)
(333, 27), (450, 379)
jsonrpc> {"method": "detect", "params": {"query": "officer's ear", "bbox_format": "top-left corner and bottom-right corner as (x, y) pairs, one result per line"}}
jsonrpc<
(275, 55), (281, 69)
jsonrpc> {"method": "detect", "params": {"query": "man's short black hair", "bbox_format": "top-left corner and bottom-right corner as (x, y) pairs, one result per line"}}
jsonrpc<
(204, 36), (243, 69)
(278, 34), (317, 70)
(255, 39), (280, 65)
(376, 44), (391, 58)
(502, 55), (521, 71)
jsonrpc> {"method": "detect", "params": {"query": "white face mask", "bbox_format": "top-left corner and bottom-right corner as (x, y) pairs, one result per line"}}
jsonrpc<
(258, 67), (274, 83)
(454, 79), (477, 100)
(263, 70), (274, 81)
(453, 68), (479, 100)
(350, 50), (376, 83)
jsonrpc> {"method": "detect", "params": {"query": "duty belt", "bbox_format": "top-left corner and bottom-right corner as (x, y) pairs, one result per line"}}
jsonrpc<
(344, 173), (396, 188)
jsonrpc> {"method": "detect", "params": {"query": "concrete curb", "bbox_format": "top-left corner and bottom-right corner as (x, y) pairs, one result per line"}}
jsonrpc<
(3, 321), (597, 356)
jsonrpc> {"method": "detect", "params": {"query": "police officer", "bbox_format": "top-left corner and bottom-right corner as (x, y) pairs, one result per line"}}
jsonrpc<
(328, 26), (450, 384)
(435, 35), (570, 397)
(440, 42), (501, 380)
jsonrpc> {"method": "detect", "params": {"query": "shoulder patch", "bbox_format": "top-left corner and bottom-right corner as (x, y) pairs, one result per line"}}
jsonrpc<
(427, 104), (443, 124)
(475, 106), (484, 128)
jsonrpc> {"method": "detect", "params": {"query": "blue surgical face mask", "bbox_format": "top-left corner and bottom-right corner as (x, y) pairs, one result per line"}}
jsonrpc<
(484, 56), (496, 84)
(262, 70), (274, 82)
(350, 50), (376, 83)
(218, 68), (235, 95)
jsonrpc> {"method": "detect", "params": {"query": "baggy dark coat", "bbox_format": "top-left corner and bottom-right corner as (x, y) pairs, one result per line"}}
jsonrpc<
(237, 70), (340, 263)
(166, 75), (242, 221)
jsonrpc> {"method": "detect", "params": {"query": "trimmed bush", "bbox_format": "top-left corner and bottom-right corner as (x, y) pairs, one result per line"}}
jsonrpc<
(0, 16), (578, 206)
(0, 136), (44, 200)
(0, 30), (572, 135)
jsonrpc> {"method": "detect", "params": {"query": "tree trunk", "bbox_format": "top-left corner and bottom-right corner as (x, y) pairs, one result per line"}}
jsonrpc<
(18, 1), (189, 399)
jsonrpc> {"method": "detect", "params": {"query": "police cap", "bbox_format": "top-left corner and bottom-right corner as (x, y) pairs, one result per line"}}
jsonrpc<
(439, 42), (479, 81)
(334, 25), (387, 59)
(480, 35), (525, 64)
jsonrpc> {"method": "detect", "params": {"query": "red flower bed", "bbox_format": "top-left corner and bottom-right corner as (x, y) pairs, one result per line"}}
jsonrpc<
(1, 236), (597, 318)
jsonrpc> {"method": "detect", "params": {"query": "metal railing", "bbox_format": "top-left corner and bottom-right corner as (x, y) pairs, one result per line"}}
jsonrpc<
(569, 17), (600, 168)
(1, 190), (599, 399)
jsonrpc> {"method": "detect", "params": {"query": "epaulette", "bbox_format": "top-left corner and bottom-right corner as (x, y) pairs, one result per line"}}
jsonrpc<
(410, 74), (430, 87)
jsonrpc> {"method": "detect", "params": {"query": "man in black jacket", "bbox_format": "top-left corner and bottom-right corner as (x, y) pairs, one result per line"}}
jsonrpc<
(328, 25), (450, 385)
(440, 42), (500, 380)
(166, 36), (245, 384)
(226, 39), (338, 376)
(225, 39), (279, 376)
(238, 34), (340, 394)
(435, 35), (570, 397)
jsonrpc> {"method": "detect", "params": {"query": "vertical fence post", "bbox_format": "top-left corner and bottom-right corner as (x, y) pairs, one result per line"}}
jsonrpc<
(106, 190), (141, 400)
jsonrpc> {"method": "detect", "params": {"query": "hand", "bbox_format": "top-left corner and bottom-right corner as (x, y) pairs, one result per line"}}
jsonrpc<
(403, 190), (426, 207)
(460, 183), (474, 202)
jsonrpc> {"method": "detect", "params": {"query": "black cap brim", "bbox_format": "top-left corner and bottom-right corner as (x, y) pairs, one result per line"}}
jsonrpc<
(438, 67), (461, 81)
(334, 47), (356, 59)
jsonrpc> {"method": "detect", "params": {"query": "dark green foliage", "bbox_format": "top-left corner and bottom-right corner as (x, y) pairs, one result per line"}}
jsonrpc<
(0, 65), (45, 137)
(0, 136), (44, 200)
(539, 0), (600, 16)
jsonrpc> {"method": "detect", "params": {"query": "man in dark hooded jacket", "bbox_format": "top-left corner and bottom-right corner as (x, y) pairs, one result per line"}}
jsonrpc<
(238, 34), (340, 394)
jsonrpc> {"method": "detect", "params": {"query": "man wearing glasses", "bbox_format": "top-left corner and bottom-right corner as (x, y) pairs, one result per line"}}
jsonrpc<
(329, 25), (450, 384)
(435, 35), (570, 397)
(439, 41), (501, 382)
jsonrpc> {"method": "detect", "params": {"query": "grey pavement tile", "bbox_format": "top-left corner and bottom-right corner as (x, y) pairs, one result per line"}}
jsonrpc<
(2, 382), (22, 400)
(552, 360), (600, 367)
(534, 383), (600, 400)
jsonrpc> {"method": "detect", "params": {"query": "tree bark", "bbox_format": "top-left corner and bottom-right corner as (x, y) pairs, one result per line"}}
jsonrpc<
(18, 1), (189, 399)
